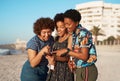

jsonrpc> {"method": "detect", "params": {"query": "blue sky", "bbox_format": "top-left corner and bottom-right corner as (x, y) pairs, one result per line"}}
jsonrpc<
(0, 0), (120, 44)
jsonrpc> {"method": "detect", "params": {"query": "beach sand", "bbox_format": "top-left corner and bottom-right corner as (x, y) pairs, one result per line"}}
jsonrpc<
(96, 45), (120, 81)
(0, 45), (120, 81)
(0, 54), (27, 81)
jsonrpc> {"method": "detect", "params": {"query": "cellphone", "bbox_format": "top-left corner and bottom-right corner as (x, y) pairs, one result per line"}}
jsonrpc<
(50, 52), (56, 55)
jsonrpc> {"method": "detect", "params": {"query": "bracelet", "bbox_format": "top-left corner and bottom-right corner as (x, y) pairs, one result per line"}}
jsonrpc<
(50, 65), (54, 70)
(66, 48), (71, 54)
(60, 48), (71, 57)
(47, 64), (54, 70)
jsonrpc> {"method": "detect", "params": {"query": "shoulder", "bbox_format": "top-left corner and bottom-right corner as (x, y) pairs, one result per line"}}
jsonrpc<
(26, 35), (39, 50)
(81, 27), (91, 33)
(79, 27), (92, 37)
(27, 35), (39, 45)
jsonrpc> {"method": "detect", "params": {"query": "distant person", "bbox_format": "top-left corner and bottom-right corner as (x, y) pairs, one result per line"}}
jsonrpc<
(46, 13), (74, 81)
(58, 9), (98, 81)
(20, 17), (55, 81)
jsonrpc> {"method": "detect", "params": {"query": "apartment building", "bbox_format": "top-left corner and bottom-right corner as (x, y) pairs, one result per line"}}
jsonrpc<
(15, 38), (26, 50)
(76, 1), (120, 40)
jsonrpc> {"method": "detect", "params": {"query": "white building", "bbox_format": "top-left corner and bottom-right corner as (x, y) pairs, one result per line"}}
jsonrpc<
(15, 38), (27, 50)
(76, 1), (120, 40)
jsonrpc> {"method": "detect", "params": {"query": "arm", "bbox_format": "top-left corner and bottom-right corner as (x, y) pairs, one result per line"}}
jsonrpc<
(55, 56), (69, 62)
(87, 32), (97, 63)
(53, 34), (72, 56)
(55, 35), (72, 62)
(68, 36), (89, 61)
(68, 47), (89, 61)
(67, 35), (72, 50)
(28, 45), (50, 68)
(28, 49), (44, 68)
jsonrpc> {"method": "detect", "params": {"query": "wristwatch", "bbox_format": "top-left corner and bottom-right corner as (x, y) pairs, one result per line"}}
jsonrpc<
(66, 48), (71, 54)
(60, 48), (71, 57)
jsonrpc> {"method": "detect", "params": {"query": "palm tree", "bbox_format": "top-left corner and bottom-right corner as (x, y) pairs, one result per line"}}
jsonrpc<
(90, 25), (105, 45)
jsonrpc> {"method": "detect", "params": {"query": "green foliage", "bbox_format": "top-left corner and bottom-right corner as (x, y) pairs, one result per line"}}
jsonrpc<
(90, 25), (105, 44)
(103, 36), (116, 45)
(90, 25), (105, 36)
(106, 36), (116, 41)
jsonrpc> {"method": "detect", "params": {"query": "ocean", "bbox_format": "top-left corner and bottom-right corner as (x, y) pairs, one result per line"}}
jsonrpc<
(0, 49), (27, 55)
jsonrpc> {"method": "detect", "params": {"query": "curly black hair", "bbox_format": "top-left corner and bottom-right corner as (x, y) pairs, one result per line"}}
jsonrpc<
(54, 13), (64, 27)
(33, 17), (55, 35)
(64, 9), (81, 22)
(54, 13), (66, 41)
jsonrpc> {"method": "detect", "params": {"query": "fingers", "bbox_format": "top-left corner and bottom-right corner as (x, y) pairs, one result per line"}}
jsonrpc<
(51, 51), (57, 54)
(45, 55), (51, 58)
(44, 45), (51, 53)
(46, 45), (50, 49)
